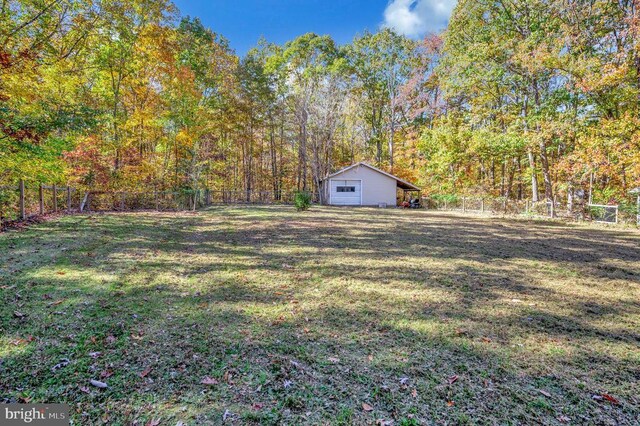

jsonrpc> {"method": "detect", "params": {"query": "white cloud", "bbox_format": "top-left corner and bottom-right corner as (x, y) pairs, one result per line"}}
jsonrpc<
(382, 0), (457, 37)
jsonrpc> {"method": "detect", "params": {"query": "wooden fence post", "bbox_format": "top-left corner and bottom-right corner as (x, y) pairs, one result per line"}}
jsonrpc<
(66, 186), (71, 212)
(19, 179), (26, 220)
(39, 183), (44, 215)
(52, 184), (58, 212)
(121, 192), (126, 211)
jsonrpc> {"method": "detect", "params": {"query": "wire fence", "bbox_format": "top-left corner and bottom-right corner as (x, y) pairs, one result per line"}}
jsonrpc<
(422, 196), (639, 225)
(2, 181), (638, 229)
(0, 181), (317, 230)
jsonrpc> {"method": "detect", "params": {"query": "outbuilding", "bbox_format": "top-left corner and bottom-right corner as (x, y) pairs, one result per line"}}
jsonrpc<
(321, 162), (420, 207)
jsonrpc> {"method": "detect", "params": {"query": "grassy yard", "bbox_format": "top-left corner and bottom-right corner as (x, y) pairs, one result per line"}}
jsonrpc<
(0, 206), (639, 425)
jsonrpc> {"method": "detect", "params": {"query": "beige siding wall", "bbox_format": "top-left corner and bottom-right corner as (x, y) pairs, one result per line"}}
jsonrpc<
(329, 165), (397, 206)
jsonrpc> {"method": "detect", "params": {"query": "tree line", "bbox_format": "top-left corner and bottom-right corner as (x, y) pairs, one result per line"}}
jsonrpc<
(1, 0), (638, 208)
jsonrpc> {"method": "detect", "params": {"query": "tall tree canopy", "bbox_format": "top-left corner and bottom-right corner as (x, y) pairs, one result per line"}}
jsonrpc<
(1, 0), (638, 209)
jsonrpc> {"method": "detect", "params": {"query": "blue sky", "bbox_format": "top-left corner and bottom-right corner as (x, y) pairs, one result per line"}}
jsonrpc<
(172, 0), (457, 56)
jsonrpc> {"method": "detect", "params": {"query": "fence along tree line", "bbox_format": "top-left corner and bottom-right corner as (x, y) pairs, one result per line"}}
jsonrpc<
(0, 180), (314, 228)
(2, 179), (637, 229)
(423, 195), (639, 225)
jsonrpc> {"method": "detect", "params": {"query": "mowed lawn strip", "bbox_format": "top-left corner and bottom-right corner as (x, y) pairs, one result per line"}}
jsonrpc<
(1, 206), (639, 425)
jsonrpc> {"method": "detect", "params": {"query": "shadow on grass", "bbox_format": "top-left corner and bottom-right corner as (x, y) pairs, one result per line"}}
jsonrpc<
(0, 206), (638, 424)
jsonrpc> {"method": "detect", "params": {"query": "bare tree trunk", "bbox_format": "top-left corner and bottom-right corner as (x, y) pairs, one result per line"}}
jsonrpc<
(527, 149), (539, 202)
(538, 139), (553, 201)
(388, 123), (394, 172)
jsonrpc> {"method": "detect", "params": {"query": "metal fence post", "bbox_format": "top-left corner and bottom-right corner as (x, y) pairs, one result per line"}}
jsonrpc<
(39, 183), (44, 215)
(52, 184), (58, 212)
(19, 179), (26, 220)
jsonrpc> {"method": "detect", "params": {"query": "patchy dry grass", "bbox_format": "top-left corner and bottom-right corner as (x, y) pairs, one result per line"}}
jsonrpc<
(1, 206), (639, 425)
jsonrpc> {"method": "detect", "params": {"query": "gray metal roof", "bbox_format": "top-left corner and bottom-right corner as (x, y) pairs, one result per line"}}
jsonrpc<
(322, 162), (421, 191)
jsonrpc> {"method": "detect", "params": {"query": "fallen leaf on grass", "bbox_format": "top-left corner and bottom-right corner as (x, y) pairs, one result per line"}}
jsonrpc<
(271, 315), (285, 326)
(51, 358), (70, 372)
(539, 390), (552, 398)
(481, 337), (492, 343)
(88, 351), (101, 359)
(201, 376), (218, 385)
(146, 419), (160, 426)
(362, 403), (374, 412)
(447, 400), (455, 407)
(411, 388), (418, 398)
(100, 370), (113, 379)
(90, 379), (108, 388)
(12, 336), (34, 346)
(79, 386), (90, 394)
(56, 271), (66, 275)
(140, 367), (152, 378)
(328, 357), (340, 364)
(105, 335), (116, 344)
(448, 375), (458, 385)
(601, 393), (620, 405)
(13, 311), (26, 319)
(557, 415), (571, 423)
(48, 299), (65, 307)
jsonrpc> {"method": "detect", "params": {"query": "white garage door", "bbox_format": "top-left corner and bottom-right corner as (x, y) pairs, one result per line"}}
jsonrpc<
(330, 180), (361, 205)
